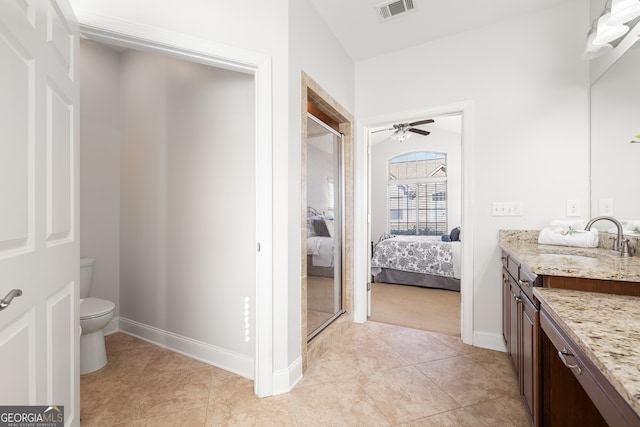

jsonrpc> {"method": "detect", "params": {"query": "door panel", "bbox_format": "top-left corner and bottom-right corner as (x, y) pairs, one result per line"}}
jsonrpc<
(47, 83), (74, 244)
(0, 0), (79, 425)
(0, 8), (33, 254)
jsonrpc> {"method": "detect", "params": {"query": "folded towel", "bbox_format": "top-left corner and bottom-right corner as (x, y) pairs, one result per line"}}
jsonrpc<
(538, 227), (599, 248)
(550, 220), (587, 229)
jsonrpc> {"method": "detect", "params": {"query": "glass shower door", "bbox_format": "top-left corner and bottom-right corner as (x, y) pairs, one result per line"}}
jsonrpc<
(306, 114), (343, 341)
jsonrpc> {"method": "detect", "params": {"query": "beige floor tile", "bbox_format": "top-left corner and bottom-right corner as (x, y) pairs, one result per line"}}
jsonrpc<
(105, 331), (155, 355)
(208, 367), (255, 405)
(83, 329), (529, 427)
(399, 407), (488, 427)
(415, 355), (515, 407)
(288, 381), (391, 426)
(464, 395), (530, 427)
(295, 349), (363, 388)
(429, 332), (485, 356)
(379, 329), (459, 364)
(206, 395), (296, 427)
(357, 365), (460, 425)
(105, 367), (213, 424)
(111, 406), (208, 426)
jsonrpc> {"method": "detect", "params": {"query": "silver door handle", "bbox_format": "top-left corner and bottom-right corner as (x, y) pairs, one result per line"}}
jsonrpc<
(0, 289), (23, 311)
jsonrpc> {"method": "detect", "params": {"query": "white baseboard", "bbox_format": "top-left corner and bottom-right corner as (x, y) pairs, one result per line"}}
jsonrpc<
(272, 356), (302, 395)
(473, 330), (507, 352)
(118, 317), (254, 380)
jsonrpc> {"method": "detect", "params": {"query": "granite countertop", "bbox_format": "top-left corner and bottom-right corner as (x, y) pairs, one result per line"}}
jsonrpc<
(534, 287), (640, 417)
(499, 230), (640, 282)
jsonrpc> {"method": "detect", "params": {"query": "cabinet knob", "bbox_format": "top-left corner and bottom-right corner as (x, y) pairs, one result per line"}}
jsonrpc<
(513, 295), (522, 303)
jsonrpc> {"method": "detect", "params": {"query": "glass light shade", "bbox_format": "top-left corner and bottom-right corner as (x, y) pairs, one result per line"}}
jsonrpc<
(391, 129), (411, 142)
(582, 28), (614, 59)
(593, 11), (630, 45)
(609, 0), (640, 25)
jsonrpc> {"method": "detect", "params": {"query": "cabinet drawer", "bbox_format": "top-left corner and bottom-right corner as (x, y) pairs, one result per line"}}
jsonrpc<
(541, 309), (640, 426)
(519, 265), (540, 307)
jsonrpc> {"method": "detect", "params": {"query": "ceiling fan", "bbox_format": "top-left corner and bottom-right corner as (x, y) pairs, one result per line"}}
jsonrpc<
(377, 119), (435, 141)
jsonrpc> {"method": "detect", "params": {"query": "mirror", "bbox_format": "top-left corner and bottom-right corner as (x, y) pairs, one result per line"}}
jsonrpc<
(590, 40), (640, 223)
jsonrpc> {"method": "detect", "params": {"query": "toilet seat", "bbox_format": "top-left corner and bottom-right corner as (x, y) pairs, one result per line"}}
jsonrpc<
(80, 297), (115, 320)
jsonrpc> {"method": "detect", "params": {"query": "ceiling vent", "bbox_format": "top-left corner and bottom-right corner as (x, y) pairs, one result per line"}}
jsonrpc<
(376, 0), (416, 21)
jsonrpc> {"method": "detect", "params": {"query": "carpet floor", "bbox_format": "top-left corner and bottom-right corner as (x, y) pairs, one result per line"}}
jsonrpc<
(369, 282), (461, 337)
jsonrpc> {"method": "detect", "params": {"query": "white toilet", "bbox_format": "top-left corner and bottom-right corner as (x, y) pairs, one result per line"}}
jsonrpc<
(80, 257), (116, 375)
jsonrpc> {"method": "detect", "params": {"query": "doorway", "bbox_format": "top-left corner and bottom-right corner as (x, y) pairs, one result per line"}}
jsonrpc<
(77, 22), (273, 395)
(368, 114), (462, 336)
(353, 103), (474, 345)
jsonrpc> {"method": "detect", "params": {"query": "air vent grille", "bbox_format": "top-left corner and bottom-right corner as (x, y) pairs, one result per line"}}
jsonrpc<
(377, 0), (416, 21)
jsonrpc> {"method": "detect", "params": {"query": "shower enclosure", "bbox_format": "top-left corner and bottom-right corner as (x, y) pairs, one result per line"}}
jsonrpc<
(305, 113), (344, 341)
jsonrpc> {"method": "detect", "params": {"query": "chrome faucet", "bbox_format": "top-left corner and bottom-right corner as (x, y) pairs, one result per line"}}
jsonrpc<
(584, 216), (632, 257)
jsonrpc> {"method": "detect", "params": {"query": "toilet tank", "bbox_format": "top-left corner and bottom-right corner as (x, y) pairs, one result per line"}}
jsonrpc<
(80, 257), (95, 299)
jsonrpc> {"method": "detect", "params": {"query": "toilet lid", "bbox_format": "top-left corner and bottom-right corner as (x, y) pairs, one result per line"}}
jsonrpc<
(80, 297), (115, 319)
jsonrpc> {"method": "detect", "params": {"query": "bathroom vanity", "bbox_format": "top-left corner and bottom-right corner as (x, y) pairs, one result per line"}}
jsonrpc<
(499, 230), (640, 427)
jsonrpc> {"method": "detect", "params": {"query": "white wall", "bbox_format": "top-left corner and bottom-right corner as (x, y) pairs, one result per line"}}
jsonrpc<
(307, 135), (336, 214)
(370, 129), (462, 241)
(80, 40), (121, 330)
(117, 49), (256, 368)
(356, 1), (590, 345)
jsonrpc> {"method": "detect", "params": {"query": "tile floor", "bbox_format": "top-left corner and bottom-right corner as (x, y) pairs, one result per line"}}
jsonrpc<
(81, 322), (529, 426)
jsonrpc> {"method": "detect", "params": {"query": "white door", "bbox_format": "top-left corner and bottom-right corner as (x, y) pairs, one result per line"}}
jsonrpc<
(0, 0), (79, 425)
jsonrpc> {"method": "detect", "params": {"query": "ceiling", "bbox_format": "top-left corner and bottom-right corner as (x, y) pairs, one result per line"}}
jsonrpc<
(310, 0), (575, 61)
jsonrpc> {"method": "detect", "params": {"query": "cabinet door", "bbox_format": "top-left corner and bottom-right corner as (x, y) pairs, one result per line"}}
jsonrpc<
(502, 269), (510, 344)
(508, 278), (520, 376)
(521, 294), (539, 425)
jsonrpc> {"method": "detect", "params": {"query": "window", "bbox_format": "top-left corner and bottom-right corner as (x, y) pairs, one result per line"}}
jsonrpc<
(388, 151), (447, 235)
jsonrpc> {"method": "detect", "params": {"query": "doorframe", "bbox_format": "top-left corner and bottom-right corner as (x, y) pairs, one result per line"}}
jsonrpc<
(354, 102), (474, 344)
(75, 14), (274, 396)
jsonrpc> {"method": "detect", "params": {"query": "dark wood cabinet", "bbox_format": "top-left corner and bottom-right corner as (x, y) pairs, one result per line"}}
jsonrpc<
(540, 308), (640, 426)
(502, 251), (540, 426)
(502, 247), (640, 427)
(521, 293), (539, 420)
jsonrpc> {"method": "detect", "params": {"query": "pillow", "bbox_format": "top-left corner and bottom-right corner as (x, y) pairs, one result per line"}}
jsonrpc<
(311, 217), (331, 237)
(441, 234), (451, 242)
(450, 227), (461, 241)
(324, 217), (334, 237)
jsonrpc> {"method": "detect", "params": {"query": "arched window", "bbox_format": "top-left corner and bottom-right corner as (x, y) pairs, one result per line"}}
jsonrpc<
(388, 151), (447, 235)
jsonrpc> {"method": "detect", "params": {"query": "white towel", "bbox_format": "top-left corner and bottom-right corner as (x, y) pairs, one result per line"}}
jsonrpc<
(538, 227), (599, 248)
(550, 220), (587, 229)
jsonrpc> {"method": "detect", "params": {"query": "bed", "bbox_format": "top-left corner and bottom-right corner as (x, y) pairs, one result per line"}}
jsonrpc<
(371, 234), (461, 291)
(306, 207), (335, 278)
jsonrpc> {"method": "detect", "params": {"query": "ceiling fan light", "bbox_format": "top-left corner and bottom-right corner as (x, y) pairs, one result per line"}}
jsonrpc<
(593, 10), (629, 45)
(609, 0), (640, 25)
(391, 129), (411, 142)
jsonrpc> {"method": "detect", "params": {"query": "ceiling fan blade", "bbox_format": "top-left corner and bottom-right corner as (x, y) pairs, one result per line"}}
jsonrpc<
(371, 127), (393, 134)
(408, 119), (434, 126)
(409, 128), (431, 136)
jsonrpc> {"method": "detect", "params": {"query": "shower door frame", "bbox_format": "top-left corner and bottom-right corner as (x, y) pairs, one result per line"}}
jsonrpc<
(305, 113), (346, 342)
